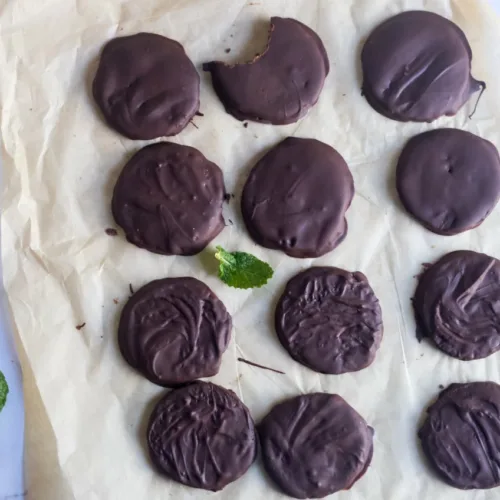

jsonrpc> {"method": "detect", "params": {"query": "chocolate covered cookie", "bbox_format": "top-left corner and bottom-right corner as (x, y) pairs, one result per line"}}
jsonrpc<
(147, 382), (257, 491)
(414, 250), (500, 360)
(275, 267), (383, 374)
(397, 129), (500, 235)
(259, 393), (374, 499)
(419, 382), (500, 489)
(112, 142), (226, 256)
(241, 137), (354, 258)
(118, 277), (231, 387)
(93, 33), (200, 139)
(361, 11), (484, 122)
(204, 17), (329, 125)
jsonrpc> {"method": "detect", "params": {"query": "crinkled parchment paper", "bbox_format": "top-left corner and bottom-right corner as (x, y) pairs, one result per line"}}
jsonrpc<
(1, 0), (500, 498)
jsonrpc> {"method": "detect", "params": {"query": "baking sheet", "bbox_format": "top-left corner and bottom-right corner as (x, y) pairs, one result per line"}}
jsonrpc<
(1, 0), (500, 498)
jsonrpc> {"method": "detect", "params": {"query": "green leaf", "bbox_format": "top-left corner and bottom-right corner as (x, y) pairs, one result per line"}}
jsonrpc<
(215, 246), (274, 289)
(0, 370), (8, 413)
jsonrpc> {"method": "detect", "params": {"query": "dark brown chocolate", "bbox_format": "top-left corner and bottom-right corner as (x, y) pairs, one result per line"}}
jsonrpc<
(241, 137), (354, 258)
(204, 17), (329, 125)
(419, 382), (500, 489)
(397, 129), (500, 235)
(118, 277), (231, 387)
(275, 267), (383, 374)
(259, 393), (374, 499)
(147, 382), (257, 491)
(112, 142), (226, 256)
(361, 11), (484, 122)
(414, 250), (500, 360)
(93, 33), (200, 139)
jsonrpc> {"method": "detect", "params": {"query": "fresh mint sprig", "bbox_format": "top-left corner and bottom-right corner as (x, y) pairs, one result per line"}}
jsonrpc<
(215, 246), (274, 289)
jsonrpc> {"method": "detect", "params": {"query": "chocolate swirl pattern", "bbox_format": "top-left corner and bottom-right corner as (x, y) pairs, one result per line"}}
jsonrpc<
(147, 382), (257, 491)
(259, 393), (374, 499)
(118, 277), (231, 387)
(414, 250), (500, 360)
(419, 382), (500, 490)
(93, 33), (200, 140)
(241, 137), (354, 258)
(275, 267), (383, 374)
(204, 17), (329, 125)
(362, 11), (485, 122)
(112, 142), (226, 256)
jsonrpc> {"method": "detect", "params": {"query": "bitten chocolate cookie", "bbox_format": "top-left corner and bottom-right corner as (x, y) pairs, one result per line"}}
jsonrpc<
(275, 267), (383, 374)
(204, 17), (329, 125)
(241, 137), (354, 258)
(147, 382), (257, 491)
(414, 250), (500, 360)
(259, 393), (374, 499)
(361, 11), (484, 122)
(118, 278), (231, 387)
(397, 129), (500, 235)
(112, 142), (226, 256)
(419, 382), (500, 490)
(93, 33), (200, 139)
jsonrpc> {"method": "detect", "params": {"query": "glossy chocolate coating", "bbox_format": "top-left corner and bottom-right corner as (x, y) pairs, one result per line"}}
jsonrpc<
(275, 267), (383, 374)
(419, 382), (500, 490)
(397, 129), (500, 235)
(361, 11), (484, 122)
(241, 137), (354, 258)
(204, 17), (329, 125)
(93, 33), (200, 139)
(147, 382), (257, 491)
(414, 250), (500, 360)
(118, 277), (231, 387)
(112, 142), (226, 256)
(259, 393), (374, 499)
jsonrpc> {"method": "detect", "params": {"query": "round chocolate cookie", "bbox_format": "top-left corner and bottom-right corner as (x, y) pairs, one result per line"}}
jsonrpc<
(147, 382), (257, 491)
(275, 267), (383, 374)
(112, 142), (226, 256)
(419, 382), (500, 490)
(414, 250), (500, 360)
(361, 11), (485, 122)
(204, 17), (329, 125)
(241, 137), (354, 258)
(397, 129), (500, 235)
(93, 33), (200, 139)
(259, 393), (374, 499)
(118, 277), (231, 387)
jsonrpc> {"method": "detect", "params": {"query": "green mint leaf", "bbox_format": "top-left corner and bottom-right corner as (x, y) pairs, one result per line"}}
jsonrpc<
(0, 370), (8, 413)
(215, 246), (274, 289)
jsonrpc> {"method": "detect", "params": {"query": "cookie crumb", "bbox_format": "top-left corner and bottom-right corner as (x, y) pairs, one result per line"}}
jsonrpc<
(105, 228), (118, 236)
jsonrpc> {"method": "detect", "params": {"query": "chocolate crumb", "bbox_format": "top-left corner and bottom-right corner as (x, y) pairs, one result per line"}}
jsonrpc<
(195, 111), (204, 117)
(225, 48), (231, 53)
(228, 219), (233, 225)
(243, 122), (248, 128)
(76, 322), (86, 330)
(224, 193), (231, 203)
(237, 357), (285, 375)
(129, 283), (134, 295)
(105, 228), (118, 236)
(439, 384), (444, 390)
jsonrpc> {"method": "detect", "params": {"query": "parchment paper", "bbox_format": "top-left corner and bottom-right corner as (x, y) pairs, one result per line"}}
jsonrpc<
(2, 0), (500, 498)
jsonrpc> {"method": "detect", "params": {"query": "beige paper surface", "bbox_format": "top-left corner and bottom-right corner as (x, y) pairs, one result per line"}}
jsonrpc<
(2, 0), (500, 498)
